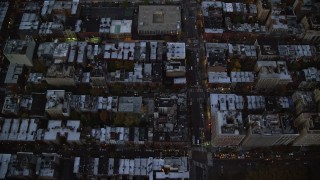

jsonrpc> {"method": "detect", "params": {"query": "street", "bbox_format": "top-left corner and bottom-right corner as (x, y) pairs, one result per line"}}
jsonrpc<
(182, 0), (208, 146)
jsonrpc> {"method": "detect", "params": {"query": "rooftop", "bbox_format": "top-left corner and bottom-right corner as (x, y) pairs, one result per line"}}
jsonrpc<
(2, 95), (19, 115)
(257, 39), (279, 56)
(19, 13), (39, 32)
(228, 44), (257, 58)
(255, 61), (291, 81)
(99, 17), (111, 33)
(118, 96), (142, 113)
(37, 42), (56, 59)
(110, 20), (132, 34)
(7, 152), (35, 177)
(0, 154), (11, 179)
(0, 118), (38, 141)
(96, 126), (131, 144)
(167, 42), (186, 60)
(46, 64), (75, 78)
(265, 96), (293, 111)
(206, 43), (228, 67)
(30, 93), (47, 117)
(247, 96), (266, 110)
(4, 64), (25, 84)
(138, 5), (181, 33)
(309, 15), (320, 30)
(302, 67), (320, 82)
(248, 114), (281, 135)
(230, 72), (254, 83)
(210, 94), (244, 113)
(208, 72), (230, 83)
(292, 91), (314, 104)
(216, 110), (245, 135)
(296, 113), (320, 131)
(43, 120), (80, 142)
(45, 90), (68, 110)
(225, 18), (266, 33)
(53, 43), (70, 62)
(28, 73), (43, 84)
(4, 39), (34, 55)
(70, 95), (98, 112)
(36, 153), (59, 178)
(202, 1), (223, 17)
(104, 42), (135, 60)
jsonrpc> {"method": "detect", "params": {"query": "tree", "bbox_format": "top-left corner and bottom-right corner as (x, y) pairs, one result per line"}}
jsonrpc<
(113, 112), (140, 127)
(99, 110), (109, 123)
(143, 0), (150, 4)
(121, 0), (129, 8)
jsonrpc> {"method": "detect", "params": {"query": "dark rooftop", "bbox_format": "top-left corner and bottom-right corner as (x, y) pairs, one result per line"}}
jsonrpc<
(152, 63), (162, 82)
(257, 39), (279, 56)
(279, 114), (297, 134)
(30, 93), (46, 118)
(80, 7), (134, 20)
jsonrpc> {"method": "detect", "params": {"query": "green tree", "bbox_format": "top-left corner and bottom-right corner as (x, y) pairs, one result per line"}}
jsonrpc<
(121, 0), (129, 8)
(113, 112), (140, 127)
(143, 0), (150, 4)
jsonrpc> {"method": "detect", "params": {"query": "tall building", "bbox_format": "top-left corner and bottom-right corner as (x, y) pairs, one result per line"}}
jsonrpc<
(300, 15), (320, 42)
(211, 110), (246, 147)
(4, 63), (28, 88)
(293, 113), (320, 146)
(242, 114), (298, 148)
(292, 91), (317, 115)
(254, 61), (292, 91)
(257, 0), (271, 22)
(3, 39), (36, 67)
(293, 0), (313, 21)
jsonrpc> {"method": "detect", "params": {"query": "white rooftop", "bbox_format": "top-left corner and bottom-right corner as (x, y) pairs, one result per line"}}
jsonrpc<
(174, 77), (186, 84)
(210, 94), (244, 113)
(167, 42), (186, 60)
(230, 72), (254, 83)
(110, 20), (132, 34)
(216, 110), (243, 135)
(99, 17), (111, 33)
(247, 96), (266, 110)
(104, 42), (135, 60)
(208, 72), (231, 83)
(4, 63), (24, 84)
(0, 154), (11, 179)
(43, 120), (80, 142)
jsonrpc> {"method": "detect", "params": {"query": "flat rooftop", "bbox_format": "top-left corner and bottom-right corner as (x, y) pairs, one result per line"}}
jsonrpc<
(216, 110), (245, 135)
(138, 5), (181, 33)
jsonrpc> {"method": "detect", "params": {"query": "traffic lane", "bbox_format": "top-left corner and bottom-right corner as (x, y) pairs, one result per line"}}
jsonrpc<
(192, 150), (208, 164)
(186, 51), (199, 85)
(190, 99), (202, 141)
(208, 158), (320, 180)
